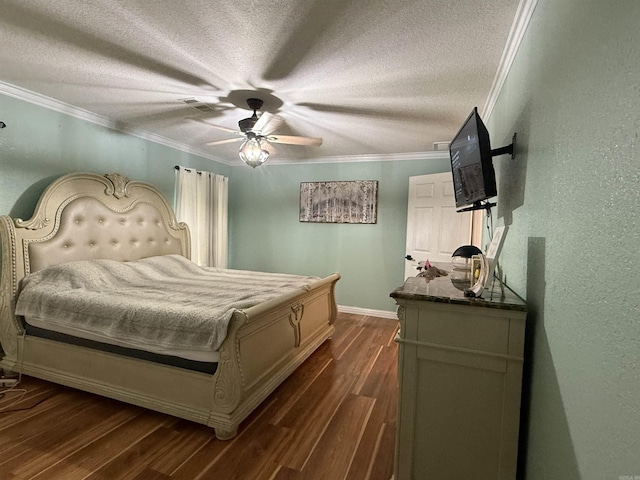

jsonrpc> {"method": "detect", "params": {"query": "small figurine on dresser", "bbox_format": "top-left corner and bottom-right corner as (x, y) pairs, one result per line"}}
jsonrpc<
(416, 260), (449, 280)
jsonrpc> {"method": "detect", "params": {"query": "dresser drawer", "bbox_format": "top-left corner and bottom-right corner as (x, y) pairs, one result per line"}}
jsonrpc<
(410, 302), (523, 357)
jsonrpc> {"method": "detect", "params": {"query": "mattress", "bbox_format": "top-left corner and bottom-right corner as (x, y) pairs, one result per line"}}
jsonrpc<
(16, 254), (320, 367)
(23, 316), (220, 363)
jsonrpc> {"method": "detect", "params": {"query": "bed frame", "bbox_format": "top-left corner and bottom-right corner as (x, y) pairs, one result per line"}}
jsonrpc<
(0, 172), (339, 439)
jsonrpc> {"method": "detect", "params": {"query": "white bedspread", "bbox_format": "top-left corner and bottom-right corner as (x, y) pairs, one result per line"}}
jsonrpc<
(16, 255), (319, 353)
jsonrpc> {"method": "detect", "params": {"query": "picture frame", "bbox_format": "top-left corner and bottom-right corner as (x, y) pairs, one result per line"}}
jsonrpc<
(299, 180), (378, 224)
(485, 225), (507, 283)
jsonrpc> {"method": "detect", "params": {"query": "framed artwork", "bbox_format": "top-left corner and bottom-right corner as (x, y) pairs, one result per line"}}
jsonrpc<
(299, 180), (378, 224)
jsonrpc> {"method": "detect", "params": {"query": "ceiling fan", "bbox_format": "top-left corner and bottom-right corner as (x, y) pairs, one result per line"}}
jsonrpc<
(191, 98), (323, 168)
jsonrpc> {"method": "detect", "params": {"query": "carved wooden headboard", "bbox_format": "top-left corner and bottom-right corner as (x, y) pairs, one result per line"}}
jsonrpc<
(0, 172), (190, 349)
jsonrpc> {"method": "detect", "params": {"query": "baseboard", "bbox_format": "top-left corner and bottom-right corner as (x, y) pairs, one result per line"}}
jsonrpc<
(337, 305), (398, 320)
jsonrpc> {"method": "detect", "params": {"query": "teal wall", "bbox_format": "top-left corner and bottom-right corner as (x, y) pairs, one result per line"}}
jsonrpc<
(0, 93), (230, 220)
(486, 0), (639, 477)
(229, 159), (449, 312)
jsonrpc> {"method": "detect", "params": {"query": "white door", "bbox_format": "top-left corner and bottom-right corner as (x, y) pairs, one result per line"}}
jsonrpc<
(404, 172), (473, 279)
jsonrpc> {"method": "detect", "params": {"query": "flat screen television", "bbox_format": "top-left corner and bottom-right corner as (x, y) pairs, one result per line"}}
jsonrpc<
(449, 107), (497, 212)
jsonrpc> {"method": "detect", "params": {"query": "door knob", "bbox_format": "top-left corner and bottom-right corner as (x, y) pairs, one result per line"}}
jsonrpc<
(405, 254), (414, 261)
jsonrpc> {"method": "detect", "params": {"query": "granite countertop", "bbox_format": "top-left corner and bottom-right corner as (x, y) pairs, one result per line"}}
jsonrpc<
(390, 263), (527, 312)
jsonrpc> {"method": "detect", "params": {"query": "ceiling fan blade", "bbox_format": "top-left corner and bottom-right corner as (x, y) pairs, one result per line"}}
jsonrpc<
(297, 102), (429, 122)
(205, 137), (245, 146)
(263, 142), (276, 154)
(262, 115), (284, 135)
(261, 115), (284, 135)
(252, 111), (280, 133)
(187, 118), (241, 135)
(267, 134), (323, 146)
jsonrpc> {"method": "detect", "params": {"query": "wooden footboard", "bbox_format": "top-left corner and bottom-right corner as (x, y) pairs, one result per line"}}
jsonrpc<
(207, 272), (339, 438)
(2, 272), (339, 440)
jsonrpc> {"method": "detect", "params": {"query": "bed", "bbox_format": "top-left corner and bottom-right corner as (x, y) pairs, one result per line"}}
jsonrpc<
(0, 172), (340, 439)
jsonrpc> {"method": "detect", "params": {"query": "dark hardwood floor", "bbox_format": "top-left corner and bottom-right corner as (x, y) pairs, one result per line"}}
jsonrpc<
(0, 313), (398, 480)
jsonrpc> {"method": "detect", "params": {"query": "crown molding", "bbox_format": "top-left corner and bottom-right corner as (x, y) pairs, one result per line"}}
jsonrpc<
(0, 80), (235, 166)
(263, 150), (449, 166)
(482, 0), (539, 121)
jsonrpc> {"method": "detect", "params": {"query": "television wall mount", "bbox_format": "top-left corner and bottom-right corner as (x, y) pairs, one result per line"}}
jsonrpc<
(457, 199), (496, 213)
(491, 133), (516, 159)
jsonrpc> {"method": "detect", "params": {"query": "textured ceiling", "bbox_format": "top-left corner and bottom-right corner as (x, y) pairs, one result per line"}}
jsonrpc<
(0, 0), (521, 166)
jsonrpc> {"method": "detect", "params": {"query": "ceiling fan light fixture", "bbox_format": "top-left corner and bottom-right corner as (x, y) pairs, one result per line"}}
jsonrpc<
(199, 96), (322, 166)
(239, 135), (270, 168)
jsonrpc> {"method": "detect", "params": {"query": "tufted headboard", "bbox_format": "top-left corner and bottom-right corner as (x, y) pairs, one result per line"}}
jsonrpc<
(0, 173), (190, 342)
(28, 196), (185, 272)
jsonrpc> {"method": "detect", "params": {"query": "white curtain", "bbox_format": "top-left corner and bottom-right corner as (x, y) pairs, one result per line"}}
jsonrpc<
(174, 166), (228, 267)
